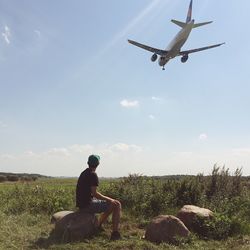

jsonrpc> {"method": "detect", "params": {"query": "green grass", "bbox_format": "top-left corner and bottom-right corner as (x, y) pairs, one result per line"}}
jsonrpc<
(0, 210), (249, 249)
(0, 169), (249, 250)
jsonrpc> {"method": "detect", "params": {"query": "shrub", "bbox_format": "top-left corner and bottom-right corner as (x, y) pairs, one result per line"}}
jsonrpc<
(174, 176), (204, 207)
(192, 213), (232, 240)
(100, 174), (169, 218)
(205, 166), (243, 200)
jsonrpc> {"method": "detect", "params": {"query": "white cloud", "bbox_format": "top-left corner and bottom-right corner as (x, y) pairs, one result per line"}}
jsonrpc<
(2, 26), (11, 45)
(3, 143), (142, 160)
(0, 143), (143, 160)
(199, 133), (208, 140)
(46, 148), (71, 157)
(109, 143), (142, 153)
(149, 114), (155, 120)
(69, 144), (94, 153)
(24, 151), (37, 157)
(120, 99), (139, 108)
(2, 145), (250, 176)
(151, 96), (162, 102)
(0, 143), (144, 176)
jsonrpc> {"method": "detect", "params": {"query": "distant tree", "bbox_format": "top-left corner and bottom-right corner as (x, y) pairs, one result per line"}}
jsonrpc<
(0, 175), (7, 182)
(7, 175), (19, 182)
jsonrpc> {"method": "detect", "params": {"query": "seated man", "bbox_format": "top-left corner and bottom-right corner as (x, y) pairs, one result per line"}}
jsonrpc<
(76, 154), (121, 240)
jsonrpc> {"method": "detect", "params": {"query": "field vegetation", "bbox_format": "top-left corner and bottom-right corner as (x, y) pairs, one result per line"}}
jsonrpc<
(0, 166), (249, 249)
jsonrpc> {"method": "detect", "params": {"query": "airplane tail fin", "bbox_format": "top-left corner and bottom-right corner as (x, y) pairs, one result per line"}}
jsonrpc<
(186, 0), (193, 23)
(173, 0), (213, 28)
(193, 21), (213, 28)
(171, 19), (186, 28)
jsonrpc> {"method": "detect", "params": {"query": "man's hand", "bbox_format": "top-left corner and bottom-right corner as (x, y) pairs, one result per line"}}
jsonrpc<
(107, 198), (120, 205)
(91, 186), (119, 203)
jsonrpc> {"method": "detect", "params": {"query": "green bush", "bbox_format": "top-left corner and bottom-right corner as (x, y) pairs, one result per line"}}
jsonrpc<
(205, 166), (243, 199)
(192, 211), (250, 240)
(173, 176), (204, 207)
(100, 174), (169, 218)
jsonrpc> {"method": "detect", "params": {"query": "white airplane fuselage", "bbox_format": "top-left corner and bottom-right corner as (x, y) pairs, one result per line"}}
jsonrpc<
(158, 20), (194, 67)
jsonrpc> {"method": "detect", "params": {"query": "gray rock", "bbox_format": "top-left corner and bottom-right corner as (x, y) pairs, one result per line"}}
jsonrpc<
(177, 205), (214, 231)
(53, 210), (98, 242)
(145, 215), (190, 243)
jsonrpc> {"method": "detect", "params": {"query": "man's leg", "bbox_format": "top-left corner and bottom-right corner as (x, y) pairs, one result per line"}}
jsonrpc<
(111, 200), (121, 232)
(98, 204), (113, 227)
(98, 200), (121, 231)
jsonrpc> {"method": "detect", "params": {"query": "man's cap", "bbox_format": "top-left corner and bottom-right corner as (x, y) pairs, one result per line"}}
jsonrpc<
(87, 154), (100, 167)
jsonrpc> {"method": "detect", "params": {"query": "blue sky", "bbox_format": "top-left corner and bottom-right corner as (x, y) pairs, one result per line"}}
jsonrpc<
(0, 0), (250, 177)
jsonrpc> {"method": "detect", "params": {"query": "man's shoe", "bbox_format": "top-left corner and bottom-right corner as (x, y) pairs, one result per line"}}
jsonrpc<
(110, 231), (121, 241)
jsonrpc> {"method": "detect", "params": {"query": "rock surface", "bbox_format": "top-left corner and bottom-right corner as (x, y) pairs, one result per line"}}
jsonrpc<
(51, 210), (74, 223)
(52, 210), (98, 242)
(145, 215), (190, 243)
(177, 205), (213, 230)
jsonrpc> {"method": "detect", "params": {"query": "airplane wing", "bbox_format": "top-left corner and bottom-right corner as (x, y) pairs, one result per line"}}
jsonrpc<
(128, 39), (168, 56)
(178, 43), (225, 56)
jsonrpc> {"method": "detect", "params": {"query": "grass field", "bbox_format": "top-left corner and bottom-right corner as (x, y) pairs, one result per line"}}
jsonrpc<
(0, 167), (249, 249)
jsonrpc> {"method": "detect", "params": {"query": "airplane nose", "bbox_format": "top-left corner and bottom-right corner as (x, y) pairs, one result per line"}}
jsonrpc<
(158, 57), (169, 66)
(158, 57), (165, 66)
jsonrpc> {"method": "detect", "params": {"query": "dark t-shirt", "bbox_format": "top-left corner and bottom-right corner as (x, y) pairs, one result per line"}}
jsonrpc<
(76, 168), (99, 208)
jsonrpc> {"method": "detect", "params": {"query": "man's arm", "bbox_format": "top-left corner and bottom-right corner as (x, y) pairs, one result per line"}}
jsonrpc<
(91, 186), (117, 203)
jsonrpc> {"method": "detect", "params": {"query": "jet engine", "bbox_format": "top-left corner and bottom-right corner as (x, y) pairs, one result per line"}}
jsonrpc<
(181, 54), (189, 63)
(151, 53), (158, 62)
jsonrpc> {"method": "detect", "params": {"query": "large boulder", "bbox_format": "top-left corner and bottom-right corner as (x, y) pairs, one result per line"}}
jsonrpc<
(52, 210), (98, 242)
(177, 205), (213, 231)
(145, 215), (190, 243)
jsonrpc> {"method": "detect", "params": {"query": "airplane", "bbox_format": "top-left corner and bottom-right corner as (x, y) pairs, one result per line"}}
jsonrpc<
(128, 0), (225, 70)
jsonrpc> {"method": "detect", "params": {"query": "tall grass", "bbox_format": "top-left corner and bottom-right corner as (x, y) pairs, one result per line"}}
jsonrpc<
(0, 182), (75, 215)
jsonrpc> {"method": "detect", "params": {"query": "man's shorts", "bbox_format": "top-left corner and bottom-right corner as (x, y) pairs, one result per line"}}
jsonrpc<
(80, 199), (110, 214)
